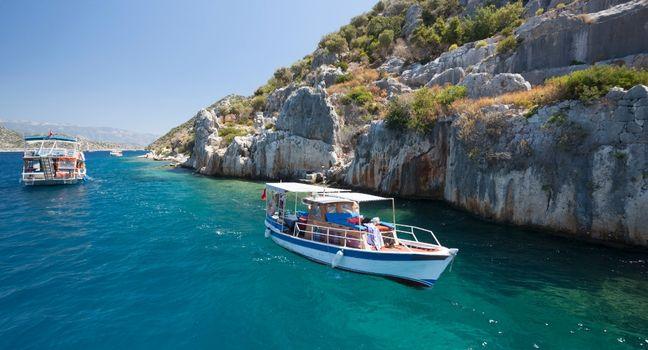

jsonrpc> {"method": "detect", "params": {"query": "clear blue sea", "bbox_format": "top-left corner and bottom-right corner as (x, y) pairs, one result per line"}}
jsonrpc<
(0, 151), (646, 349)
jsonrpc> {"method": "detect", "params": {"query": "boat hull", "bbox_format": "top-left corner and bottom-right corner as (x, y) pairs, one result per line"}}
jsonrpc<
(265, 220), (455, 286)
(23, 178), (84, 186)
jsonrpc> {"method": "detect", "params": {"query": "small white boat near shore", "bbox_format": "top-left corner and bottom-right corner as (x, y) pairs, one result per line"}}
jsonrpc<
(109, 149), (123, 157)
(263, 182), (458, 286)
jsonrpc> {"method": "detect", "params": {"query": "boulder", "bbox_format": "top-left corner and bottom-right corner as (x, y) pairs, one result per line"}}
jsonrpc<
(374, 77), (412, 99)
(378, 57), (406, 75)
(308, 65), (345, 87)
(275, 87), (339, 144)
(311, 48), (339, 69)
(426, 67), (466, 87)
(400, 62), (438, 87)
(460, 73), (531, 98)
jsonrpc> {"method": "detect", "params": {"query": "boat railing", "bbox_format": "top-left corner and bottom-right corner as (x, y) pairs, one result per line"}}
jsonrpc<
(394, 224), (441, 247)
(292, 222), (367, 249)
(24, 149), (77, 157)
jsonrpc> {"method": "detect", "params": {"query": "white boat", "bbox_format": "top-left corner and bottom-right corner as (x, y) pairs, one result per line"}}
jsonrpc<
(263, 182), (458, 287)
(109, 149), (123, 157)
(21, 134), (87, 186)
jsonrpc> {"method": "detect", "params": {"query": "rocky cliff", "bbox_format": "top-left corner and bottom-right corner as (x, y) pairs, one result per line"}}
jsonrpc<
(151, 0), (648, 247)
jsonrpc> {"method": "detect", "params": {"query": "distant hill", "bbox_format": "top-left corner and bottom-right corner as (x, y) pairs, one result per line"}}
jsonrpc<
(0, 124), (144, 151)
(0, 125), (23, 149)
(0, 120), (158, 147)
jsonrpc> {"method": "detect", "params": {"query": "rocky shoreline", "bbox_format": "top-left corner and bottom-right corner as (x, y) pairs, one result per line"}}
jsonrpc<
(149, 0), (648, 248)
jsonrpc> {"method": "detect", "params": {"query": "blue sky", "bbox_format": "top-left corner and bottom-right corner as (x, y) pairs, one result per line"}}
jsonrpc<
(0, 0), (376, 134)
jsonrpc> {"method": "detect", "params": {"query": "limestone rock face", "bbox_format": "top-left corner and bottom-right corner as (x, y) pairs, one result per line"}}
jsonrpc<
(400, 39), (496, 87)
(189, 87), (341, 179)
(426, 67), (466, 87)
(308, 65), (345, 87)
(265, 84), (298, 117)
(276, 86), (339, 144)
(341, 85), (647, 247)
(444, 86), (647, 246)
(188, 108), (221, 174)
(378, 56), (406, 75)
(311, 48), (338, 69)
(460, 73), (531, 98)
(509, 0), (648, 73)
(402, 4), (422, 39)
(375, 77), (412, 99)
(344, 121), (450, 197)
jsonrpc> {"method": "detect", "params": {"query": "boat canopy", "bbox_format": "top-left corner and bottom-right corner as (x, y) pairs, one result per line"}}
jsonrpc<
(265, 182), (349, 194)
(24, 135), (77, 142)
(303, 196), (355, 204)
(325, 192), (391, 202)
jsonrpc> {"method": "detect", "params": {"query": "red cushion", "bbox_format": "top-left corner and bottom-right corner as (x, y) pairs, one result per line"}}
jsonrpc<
(347, 217), (361, 225)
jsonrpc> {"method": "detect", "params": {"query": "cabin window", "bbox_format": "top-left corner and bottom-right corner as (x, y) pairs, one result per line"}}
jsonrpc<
(339, 203), (355, 214)
(310, 204), (322, 220)
(326, 204), (337, 214)
(25, 160), (41, 172)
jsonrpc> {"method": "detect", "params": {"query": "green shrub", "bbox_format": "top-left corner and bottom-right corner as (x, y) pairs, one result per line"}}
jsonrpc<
(556, 3), (566, 9)
(442, 16), (464, 46)
(464, 2), (524, 43)
(448, 43), (459, 51)
(367, 15), (403, 37)
(385, 85), (467, 132)
(335, 73), (351, 84)
(342, 86), (374, 106)
(372, 1), (386, 14)
(435, 85), (467, 106)
(289, 58), (311, 82)
(546, 113), (567, 125)
(548, 66), (648, 102)
(385, 98), (411, 130)
(340, 24), (358, 45)
(251, 95), (266, 111)
(535, 8), (544, 16)
(496, 35), (518, 55)
(219, 126), (248, 145)
(378, 29), (395, 49)
(411, 25), (443, 54)
(319, 32), (349, 54)
(336, 61), (349, 71)
(475, 40), (488, 48)
(421, 0), (463, 25)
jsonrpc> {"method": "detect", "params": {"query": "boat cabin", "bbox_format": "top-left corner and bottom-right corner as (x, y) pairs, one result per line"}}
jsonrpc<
(265, 182), (401, 251)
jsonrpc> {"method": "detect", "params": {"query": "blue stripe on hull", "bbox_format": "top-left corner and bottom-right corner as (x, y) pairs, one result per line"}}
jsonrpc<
(271, 231), (437, 287)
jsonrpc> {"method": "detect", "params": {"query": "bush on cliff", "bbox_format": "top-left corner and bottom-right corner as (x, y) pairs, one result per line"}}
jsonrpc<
(547, 65), (648, 102)
(412, 2), (524, 60)
(219, 126), (248, 145)
(385, 85), (467, 131)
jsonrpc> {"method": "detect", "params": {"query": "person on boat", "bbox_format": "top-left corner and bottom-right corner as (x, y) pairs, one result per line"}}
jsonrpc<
(364, 217), (384, 251)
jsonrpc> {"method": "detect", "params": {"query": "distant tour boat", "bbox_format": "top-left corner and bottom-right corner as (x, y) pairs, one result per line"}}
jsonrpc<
(21, 134), (87, 186)
(263, 182), (458, 286)
(109, 149), (123, 157)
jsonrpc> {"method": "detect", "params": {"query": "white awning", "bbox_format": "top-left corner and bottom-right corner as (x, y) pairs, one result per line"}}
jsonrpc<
(326, 192), (392, 202)
(265, 182), (349, 194)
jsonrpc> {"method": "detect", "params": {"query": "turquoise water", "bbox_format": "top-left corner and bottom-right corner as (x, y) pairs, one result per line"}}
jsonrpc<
(0, 151), (646, 349)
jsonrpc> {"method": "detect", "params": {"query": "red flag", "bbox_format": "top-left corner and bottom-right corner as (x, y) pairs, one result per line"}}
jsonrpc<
(261, 188), (267, 200)
(48, 130), (53, 137)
